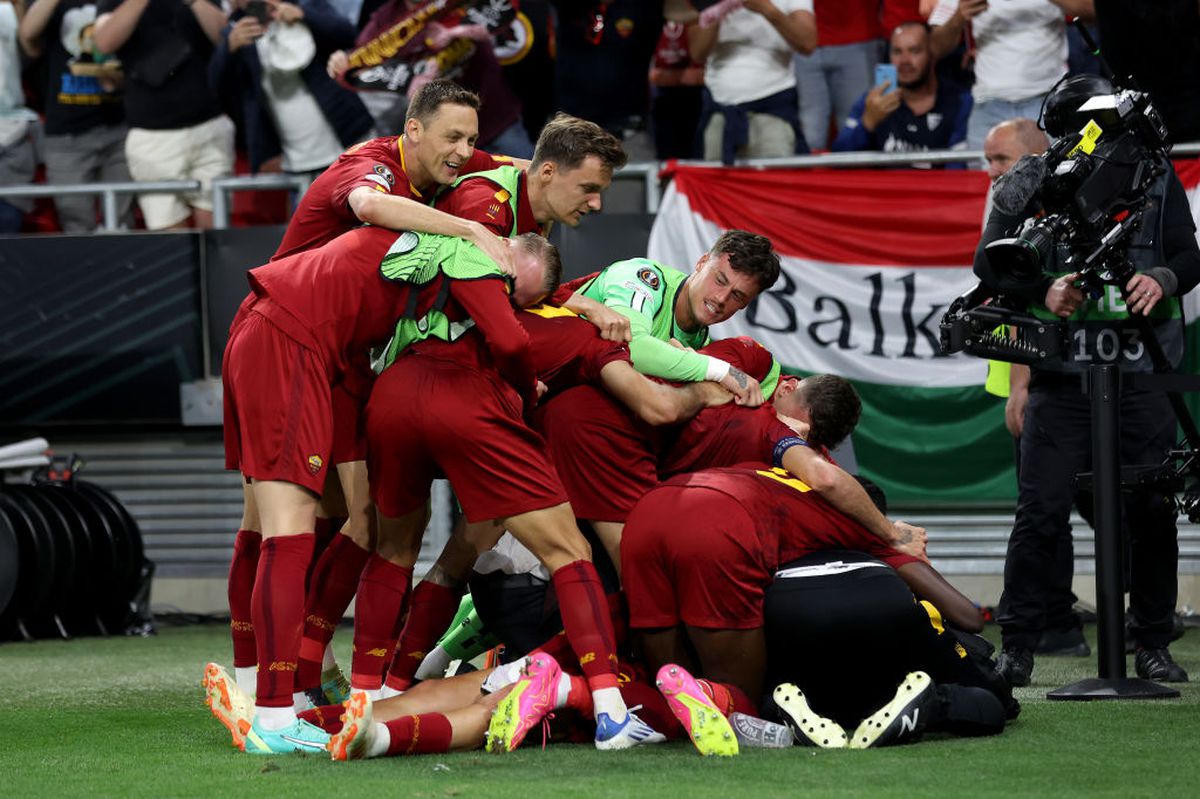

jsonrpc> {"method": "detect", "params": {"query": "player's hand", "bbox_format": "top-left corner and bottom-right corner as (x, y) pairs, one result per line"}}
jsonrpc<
(229, 17), (265, 52)
(327, 49), (349, 79)
(535, 380), (548, 400)
(1045, 272), (1084, 317)
(425, 22), (490, 50)
(469, 223), (515, 276)
(720, 367), (764, 407)
(1125, 272), (1166, 317)
(862, 82), (901, 131)
(584, 303), (632, 343)
(892, 521), (930, 563)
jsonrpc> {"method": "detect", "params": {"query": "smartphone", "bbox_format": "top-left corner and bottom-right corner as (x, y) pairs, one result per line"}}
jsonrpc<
(245, 0), (270, 25)
(874, 63), (897, 93)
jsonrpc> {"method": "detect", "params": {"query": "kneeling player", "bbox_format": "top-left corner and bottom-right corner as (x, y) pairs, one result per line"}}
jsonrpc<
(766, 549), (1015, 750)
(622, 465), (927, 706)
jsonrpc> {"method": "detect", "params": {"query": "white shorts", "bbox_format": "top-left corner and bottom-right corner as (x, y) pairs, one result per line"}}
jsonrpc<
(125, 115), (235, 229)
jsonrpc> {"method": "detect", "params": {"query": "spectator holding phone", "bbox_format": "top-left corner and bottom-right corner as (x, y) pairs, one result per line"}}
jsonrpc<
(93, 0), (234, 229)
(209, 0), (373, 177)
(831, 21), (970, 159)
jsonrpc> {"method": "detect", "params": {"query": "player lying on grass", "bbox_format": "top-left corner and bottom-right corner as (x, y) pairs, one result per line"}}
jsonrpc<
(204, 642), (749, 757)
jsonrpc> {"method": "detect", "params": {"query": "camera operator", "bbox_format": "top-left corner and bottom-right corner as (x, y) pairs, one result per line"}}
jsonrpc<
(974, 74), (1200, 687)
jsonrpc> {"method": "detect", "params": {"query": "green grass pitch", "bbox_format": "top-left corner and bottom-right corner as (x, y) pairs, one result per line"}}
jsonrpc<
(2, 623), (1198, 798)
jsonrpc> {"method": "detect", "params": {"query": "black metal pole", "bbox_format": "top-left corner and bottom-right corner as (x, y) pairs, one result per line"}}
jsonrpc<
(1048, 364), (1178, 699)
(1090, 364), (1126, 679)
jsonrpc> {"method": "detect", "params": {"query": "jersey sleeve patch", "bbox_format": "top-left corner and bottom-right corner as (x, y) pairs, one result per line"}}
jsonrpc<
(372, 164), (396, 185)
(772, 435), (809, 467)
(637, 267), (661, 290)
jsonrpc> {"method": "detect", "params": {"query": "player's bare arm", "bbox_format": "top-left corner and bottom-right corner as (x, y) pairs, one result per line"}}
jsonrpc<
(598, 361), (732, 426)
(896, 561), (985, 632)
(347, 188), (516, 276)
(780, 444), (929, 562)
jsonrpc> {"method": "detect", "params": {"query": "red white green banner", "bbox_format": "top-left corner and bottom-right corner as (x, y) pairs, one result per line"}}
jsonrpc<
(648, 163), (1200, 503)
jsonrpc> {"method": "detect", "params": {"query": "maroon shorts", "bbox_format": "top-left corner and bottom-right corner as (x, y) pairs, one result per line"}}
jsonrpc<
(329, 383), (367, 464)
(366, 354), (567, 522)
(533, 385), (658, 523)
(622, 485), (770, 630)
(222, 310), (333, 494)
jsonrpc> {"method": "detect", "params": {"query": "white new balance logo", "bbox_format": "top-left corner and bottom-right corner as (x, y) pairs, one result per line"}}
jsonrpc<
(899, 710), (920, 735)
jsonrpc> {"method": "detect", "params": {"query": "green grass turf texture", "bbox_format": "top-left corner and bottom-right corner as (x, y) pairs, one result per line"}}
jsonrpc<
(2, 623), (1198, 798)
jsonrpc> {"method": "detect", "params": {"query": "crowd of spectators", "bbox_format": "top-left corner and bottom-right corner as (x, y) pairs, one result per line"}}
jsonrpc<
(1, 0), (1198, 233)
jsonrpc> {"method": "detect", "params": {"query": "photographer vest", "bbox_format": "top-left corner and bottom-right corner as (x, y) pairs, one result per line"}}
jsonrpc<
(1029, 164), (1184, 375)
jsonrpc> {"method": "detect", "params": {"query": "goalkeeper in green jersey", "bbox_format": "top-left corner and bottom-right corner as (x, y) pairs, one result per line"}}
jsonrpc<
(554, 229), (780, 406)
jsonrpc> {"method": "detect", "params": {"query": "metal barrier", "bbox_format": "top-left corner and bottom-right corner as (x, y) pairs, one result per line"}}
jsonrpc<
(209, 173), (311, 230)
(0, 180), (199, 231)
(3, 141), (1199, 232)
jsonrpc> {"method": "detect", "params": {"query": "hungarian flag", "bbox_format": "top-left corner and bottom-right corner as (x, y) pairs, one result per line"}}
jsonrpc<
(648, 162), (1200, 504)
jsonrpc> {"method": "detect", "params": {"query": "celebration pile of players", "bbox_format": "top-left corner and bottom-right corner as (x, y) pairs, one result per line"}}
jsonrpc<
(202, 79), (1019, 760)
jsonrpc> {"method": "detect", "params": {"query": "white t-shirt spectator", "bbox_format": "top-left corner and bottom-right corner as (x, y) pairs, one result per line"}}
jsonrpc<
(256, 25), (345, 173)
(705, 0), (814, 106)
(929, 0), (1067, 103)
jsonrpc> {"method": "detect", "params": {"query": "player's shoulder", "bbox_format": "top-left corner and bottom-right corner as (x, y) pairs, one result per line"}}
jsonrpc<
(601, 258), (672, 293)
(340, 135), (400, 163)
(319, 136), (405, 193)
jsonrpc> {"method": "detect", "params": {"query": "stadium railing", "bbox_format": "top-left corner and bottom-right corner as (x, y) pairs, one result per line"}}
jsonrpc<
(3, 142), (1198, 230)
(0, 179), (199, 230)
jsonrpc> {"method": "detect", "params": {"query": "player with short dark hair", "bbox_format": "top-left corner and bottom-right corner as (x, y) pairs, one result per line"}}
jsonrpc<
(217, 225), (557, 755)
(225, 78), (527, 698)
(552, 230), (782, 406)
(273, 78), (522, 262)
(779, 373), (861, 450)
(373, 114), (646, 698)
